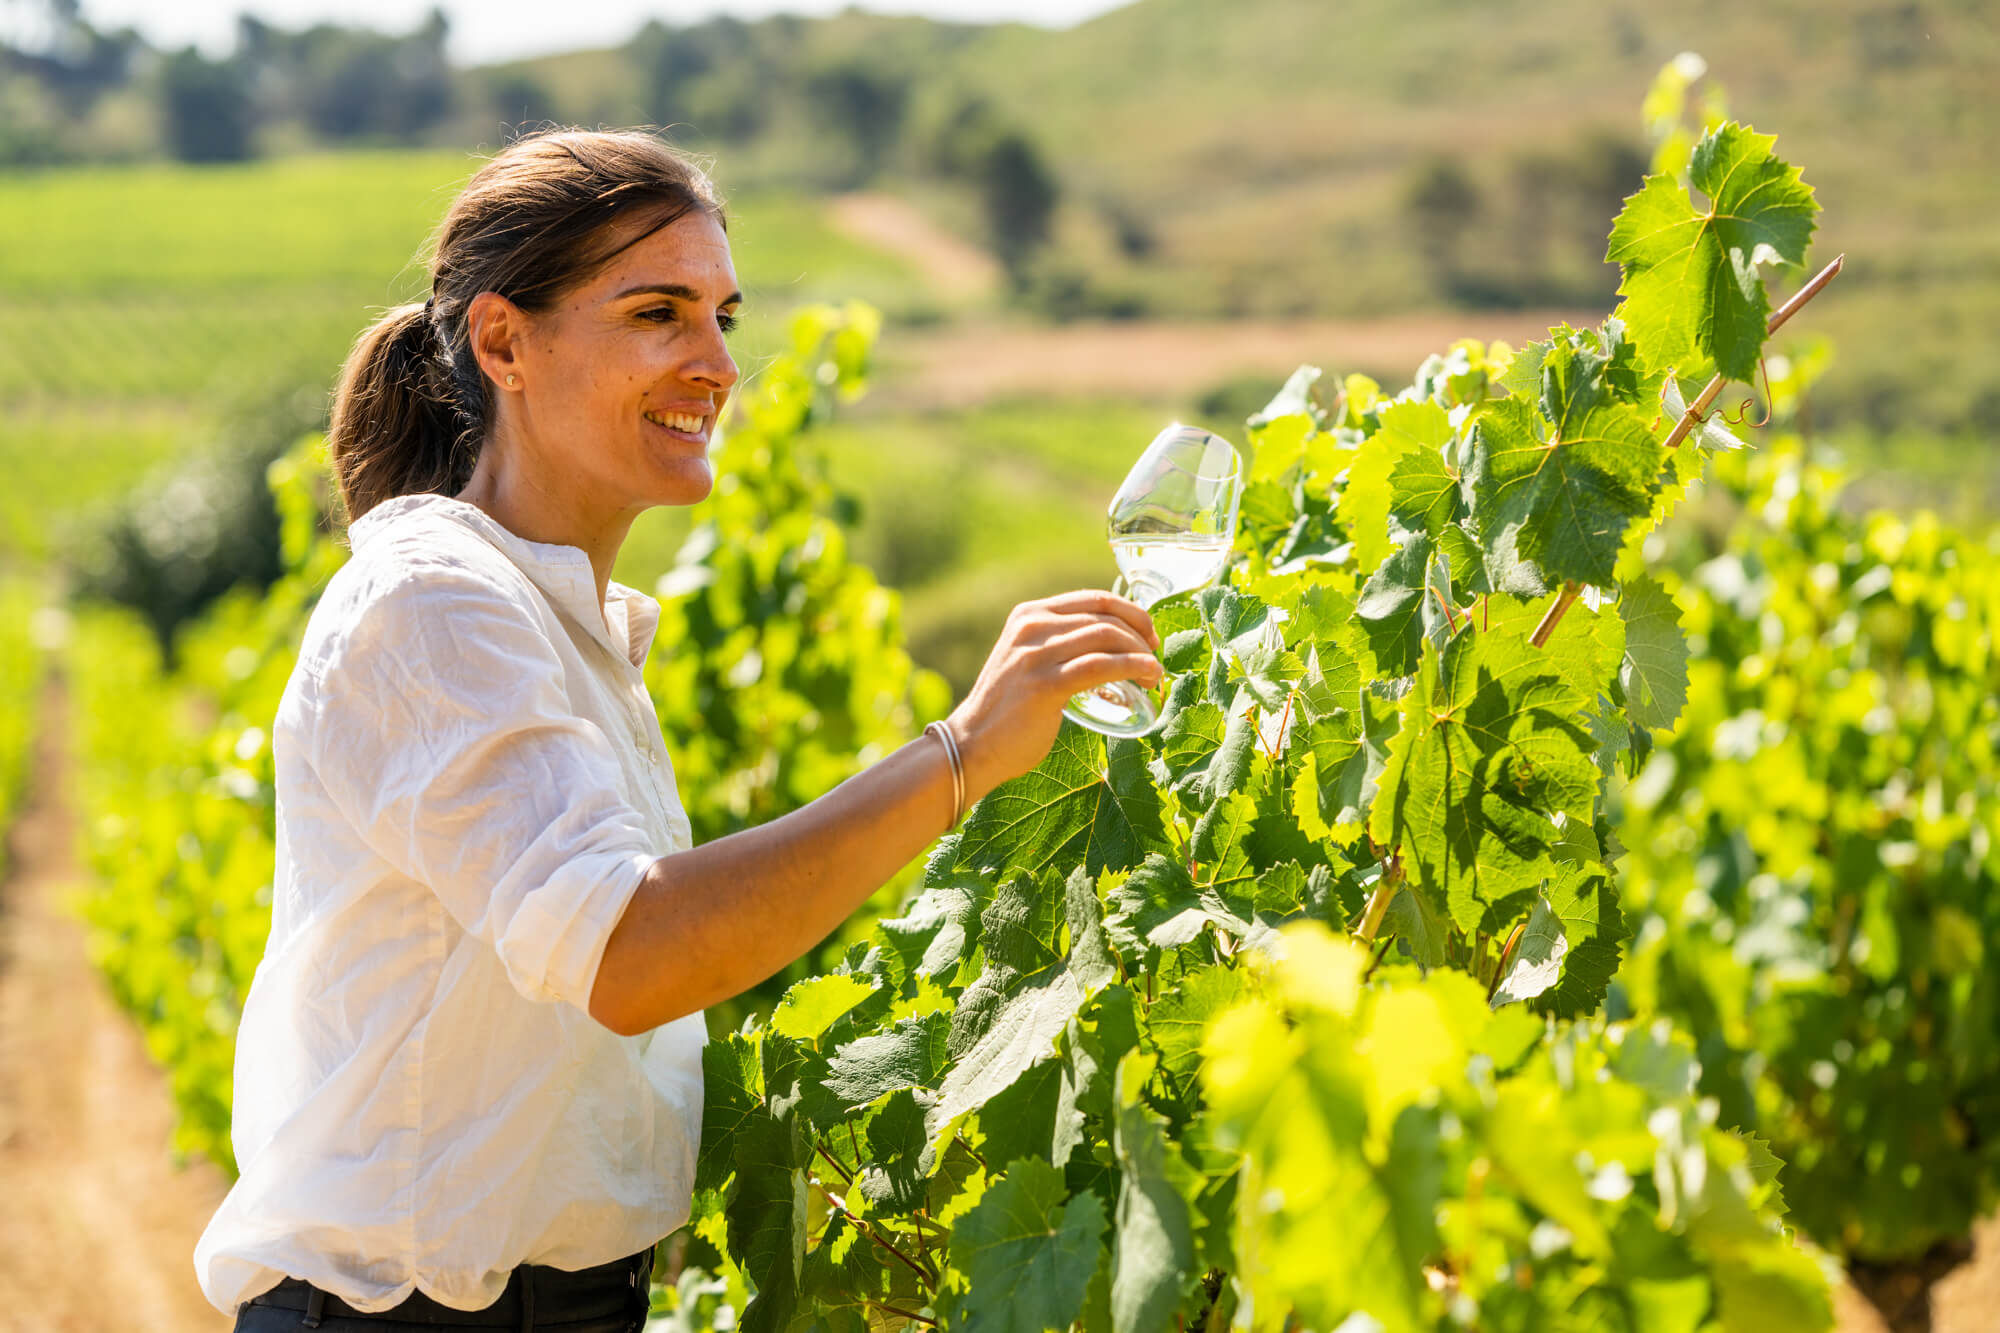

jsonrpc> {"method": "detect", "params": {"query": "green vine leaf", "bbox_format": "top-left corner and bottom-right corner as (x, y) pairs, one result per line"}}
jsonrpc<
(946, 1158), (1109, 1333)
(1489, 894), (1568, 1008)
(770, 974), (878, 1044)
(1110, 1051), (1199, 1333)
(938, 729), (1167, 883)
(1619, 575), (1690, 734)
(1353, 533), (1439, 678)
(1466, 341), (1666, 590)
(1533, 866), (1628, 1019)
(824, 1010), (952, 1110)
(1607, 121), (1818, 382)
(1339, 399), (1454, 575)
(1370, 627), (1599, 935)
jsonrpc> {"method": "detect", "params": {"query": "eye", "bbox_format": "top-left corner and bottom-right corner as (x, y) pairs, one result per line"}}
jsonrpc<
(638, 306), (676, 324)
(718, 310), (739, 334)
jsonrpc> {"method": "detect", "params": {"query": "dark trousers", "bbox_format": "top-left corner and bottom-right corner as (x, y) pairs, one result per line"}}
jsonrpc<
(233, 1245), (655, 1331)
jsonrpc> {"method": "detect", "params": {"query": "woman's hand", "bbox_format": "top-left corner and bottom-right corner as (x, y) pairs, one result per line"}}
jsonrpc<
(947, 590), (1162, 801)
(593, 588), (1161, 1034)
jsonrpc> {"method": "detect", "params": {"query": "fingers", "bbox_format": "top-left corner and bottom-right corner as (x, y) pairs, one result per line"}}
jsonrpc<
(1030, 589), (1159, 650)
(1053, 651), (1166, 695)
(1040, 618), (1158, 672)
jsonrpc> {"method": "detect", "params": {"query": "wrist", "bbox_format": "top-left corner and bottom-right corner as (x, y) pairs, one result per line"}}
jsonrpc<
(942, 707), (1008, 809)
(923, 719), (967, 831)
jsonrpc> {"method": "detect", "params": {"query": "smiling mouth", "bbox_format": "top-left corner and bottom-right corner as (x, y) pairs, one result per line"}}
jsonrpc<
(643, 409), (708, 437)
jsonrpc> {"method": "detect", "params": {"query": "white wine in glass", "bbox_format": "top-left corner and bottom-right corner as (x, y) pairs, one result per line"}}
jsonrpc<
(1062, 423), (1243, 737)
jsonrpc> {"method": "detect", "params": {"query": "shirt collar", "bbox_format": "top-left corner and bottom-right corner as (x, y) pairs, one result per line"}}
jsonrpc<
(347, 493), (661, 670)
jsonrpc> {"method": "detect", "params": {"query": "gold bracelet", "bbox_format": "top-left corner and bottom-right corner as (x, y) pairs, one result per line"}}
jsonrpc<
(924, 719), (966, 831)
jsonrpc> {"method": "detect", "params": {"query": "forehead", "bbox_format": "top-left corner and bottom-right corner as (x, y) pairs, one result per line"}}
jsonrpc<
(587, 209), (737, 299)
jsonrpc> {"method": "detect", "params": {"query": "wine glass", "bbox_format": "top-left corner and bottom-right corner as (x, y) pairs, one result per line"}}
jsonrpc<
(1061, 422), (1243, 737)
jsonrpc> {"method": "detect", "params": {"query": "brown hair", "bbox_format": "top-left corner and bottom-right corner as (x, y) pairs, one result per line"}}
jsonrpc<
(327, 128), (725, 521)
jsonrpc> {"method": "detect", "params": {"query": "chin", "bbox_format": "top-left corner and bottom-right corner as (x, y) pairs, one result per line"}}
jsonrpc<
(651, 459), (714, 508)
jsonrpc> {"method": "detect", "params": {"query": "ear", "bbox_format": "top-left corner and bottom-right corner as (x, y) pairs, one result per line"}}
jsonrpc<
(466, 291), (533, 391)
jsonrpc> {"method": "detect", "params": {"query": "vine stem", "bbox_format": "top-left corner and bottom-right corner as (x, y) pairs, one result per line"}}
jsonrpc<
(1532, 254), (1846, 651)
(816, 1144), (855, 1188)
(1430, 585), (1463, 634)
(1486, 920), (1529, 1002)
(1354, 862), (1399, 946)
(1661, 253), (1845, 452)
(1361, 934), (1394, 983)
(869, 1301), (939, 1328)
(808, 1179), (937, 1286)
(1528, 584), (1581, 648)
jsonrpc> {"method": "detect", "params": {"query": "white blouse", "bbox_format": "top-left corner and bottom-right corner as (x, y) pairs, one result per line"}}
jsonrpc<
(194, 492), (707, 1316)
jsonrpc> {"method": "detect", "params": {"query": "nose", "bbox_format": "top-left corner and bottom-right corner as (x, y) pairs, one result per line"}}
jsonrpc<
(685, 320), (739, 396)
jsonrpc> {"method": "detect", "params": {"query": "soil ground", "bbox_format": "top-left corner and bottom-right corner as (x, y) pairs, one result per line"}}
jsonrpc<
(0, 674), (230, 1333)
(868, 310), (1592, 410)
(829, 192), (1003, 306)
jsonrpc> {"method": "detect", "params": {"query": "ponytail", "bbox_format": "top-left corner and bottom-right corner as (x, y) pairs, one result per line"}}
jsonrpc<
(327, 299), (482, 523)
(325, 127), (723, 525)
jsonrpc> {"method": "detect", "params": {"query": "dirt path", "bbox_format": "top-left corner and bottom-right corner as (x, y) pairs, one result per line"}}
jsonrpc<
(866, 309), (1597, 410)
(0, 672), (230, 1333)
(828, 192), (1002, 304)
(1834, 1215), (2000, 1332)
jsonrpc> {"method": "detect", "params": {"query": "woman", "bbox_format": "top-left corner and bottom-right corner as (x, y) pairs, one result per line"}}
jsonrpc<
(194, 128), (1161, 1330)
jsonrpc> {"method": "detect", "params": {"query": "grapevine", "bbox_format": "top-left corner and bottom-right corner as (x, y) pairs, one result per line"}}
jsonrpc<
(685, 107), (1845, 1331)
(56, 71), (1946, 1333)
(1617, 417), (2000, 1271)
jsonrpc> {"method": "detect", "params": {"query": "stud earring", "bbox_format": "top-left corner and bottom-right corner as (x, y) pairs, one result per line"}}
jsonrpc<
(505, 373), (519, 388)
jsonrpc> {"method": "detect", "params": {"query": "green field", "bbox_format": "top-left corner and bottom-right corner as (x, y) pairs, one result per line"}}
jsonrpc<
(0, 153), (939, 571)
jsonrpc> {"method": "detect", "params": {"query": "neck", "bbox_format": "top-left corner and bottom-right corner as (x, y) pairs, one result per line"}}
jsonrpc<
(454, 450), (636, 620)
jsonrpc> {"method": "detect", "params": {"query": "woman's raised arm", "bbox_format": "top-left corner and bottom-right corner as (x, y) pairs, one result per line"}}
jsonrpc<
(586, 589), (1160, 1036)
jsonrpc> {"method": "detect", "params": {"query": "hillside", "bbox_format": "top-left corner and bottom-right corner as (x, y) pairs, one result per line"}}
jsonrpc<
(489, 0), (1998, 436)
(944, 0), (1997, 431)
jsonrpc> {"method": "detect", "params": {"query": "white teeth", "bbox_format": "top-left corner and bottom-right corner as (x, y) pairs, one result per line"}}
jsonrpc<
(645, 411), (705, 434)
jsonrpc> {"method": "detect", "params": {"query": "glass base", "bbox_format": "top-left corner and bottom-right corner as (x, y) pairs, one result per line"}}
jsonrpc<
(1061, 678), (1159, 738)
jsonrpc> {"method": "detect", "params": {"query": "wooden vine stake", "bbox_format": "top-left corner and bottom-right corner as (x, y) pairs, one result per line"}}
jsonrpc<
(1529, 252), (1846, 649)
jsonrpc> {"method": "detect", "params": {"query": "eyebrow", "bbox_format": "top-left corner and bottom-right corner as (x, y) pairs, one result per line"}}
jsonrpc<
(613, 282), (744, 307)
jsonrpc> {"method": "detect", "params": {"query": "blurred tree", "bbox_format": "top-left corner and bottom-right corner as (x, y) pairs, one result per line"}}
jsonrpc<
(925, 97), (1059, 290)
(71, 381), (325, 658)
(979, 130), (1059, 290)
(632, 17), (768, 142)
(11, 0), (142, 117)
(804, 58), (909, 185)
(1402, 154), (1481, 291)
(237, 7), (452, 143)
(158, 47), (254, 163)
(1101, 198), (1157, 260)
(926, 93), (1002, 177)
(1491, 132), (1653, 304)
(1558, 130), (1648, 265)
(485, 70), (558, 133)
(1502, 149), (1562, 288)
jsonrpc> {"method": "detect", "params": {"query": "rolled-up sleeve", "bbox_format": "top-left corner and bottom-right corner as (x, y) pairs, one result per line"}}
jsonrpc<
(304, 555), (658, 1012)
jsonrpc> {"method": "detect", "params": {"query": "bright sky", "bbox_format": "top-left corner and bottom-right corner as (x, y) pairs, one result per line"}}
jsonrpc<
(8, 0), (1131, 64)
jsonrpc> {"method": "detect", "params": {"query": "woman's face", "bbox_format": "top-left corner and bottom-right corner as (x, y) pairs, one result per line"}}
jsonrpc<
(477, 207), (742, 517)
